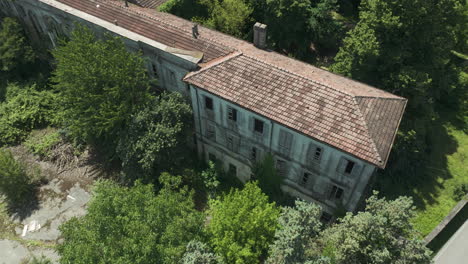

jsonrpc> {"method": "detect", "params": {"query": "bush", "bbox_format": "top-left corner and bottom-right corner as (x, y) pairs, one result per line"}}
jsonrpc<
(453, 182), (468, 201)
(0, 83), (59, 146)
(25, 128), (62, 159)
(0, 198), (13, 236)
(0, 149), (34, 206)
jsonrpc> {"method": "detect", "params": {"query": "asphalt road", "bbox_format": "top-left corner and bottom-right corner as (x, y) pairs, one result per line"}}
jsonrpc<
(433, 219), (468, 264)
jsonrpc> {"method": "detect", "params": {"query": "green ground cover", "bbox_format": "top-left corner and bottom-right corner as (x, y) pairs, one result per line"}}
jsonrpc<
(412, 124), (467, 236)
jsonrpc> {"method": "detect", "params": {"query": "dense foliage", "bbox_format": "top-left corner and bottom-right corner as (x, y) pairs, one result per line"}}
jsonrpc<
(266, 200), (323, 264)
(313, 193), (432, 263)
(0, 17), (34, 73)
(0, 83), (58, 146)
(117, 92), (193, 182)
(58, 174), (204, 264)
(265, 0), (343, 58)
(207, 182), (280, 264)
(0, 149), (34, 206)
(51, 25), (151, 154)
(181, 241), (224, 264)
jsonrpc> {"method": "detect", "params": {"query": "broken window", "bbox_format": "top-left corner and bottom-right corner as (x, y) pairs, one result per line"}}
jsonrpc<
(329, 185), (344, 200)
(344, 160), (355, 174)
(205, 96), (213, 110)
(250, 146), (257, 161)
(301, 172), (310, 187)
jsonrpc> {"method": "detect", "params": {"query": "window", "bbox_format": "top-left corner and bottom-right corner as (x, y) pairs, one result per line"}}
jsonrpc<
(276, 159), (287, 176)
(227, 135), (233, 150)
(208, 153), (216, 162)
(329, 185), (344, 200)
(344, 160), (355, 174)
(205, 96), (213, 110)
(206, 123), (216, 141)
(300, 172), (310, 186)
(229, 164), (237, 176)
(152, 64), (158, 78)
(278, 130), (293, 155)
(320, 212), (332, 223)
(314, 147), (322, 161)
(250, 147), (257, 161)
(227, 106), (237, 122)
(254, 118), (264, 134)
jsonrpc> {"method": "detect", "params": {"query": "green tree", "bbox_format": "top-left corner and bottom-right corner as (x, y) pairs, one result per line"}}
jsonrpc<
(51, 25), (151, 154)
(265, 0), (343, 59)
(252, 153), (286, 203)
(313, 192), (432, 263)
(182, 240), (224, 264)
(0, 17), (34, 73)
(200, 161), (221, 198)
(117, 92), (193, 182)
(0, 149), (33, 206)
(200, 0), (253, 38)
(207, 181), (280, 264)
(331, 0), (467, 184)
(266, 200), (322, 264)
(58, 175), (203, 264)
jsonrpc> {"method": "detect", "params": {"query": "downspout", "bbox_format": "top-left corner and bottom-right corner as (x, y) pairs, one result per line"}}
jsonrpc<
(269, 120), (274, 153)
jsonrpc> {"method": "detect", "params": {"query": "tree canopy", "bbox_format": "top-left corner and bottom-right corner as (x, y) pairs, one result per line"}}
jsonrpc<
(313, 193), (432, 263)
(207, 181), (280, 264)
(58, 174), (204, 264)
(51, 25), (151, 154)
(117, 92), (193, 183)
(0, 17), (34, 73)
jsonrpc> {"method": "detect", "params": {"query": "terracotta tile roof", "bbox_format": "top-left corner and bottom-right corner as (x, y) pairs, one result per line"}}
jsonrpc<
(52, 0), (407, 168)
(128, 0), (168, 9)
(56, 0), (234, 62)
(185, 55), (406, 168)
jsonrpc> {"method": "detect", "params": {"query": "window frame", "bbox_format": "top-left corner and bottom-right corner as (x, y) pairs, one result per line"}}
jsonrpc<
(227, 106), (238, 122)
(205, 96), (214, 110)
(254, 118), (264, 134)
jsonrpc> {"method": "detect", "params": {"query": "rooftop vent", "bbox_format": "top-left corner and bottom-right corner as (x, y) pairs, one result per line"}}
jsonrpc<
(253, 22), (267, 49)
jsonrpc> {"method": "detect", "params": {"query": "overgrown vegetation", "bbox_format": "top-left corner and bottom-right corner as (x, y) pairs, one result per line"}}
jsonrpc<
(0, 149), (38, 207)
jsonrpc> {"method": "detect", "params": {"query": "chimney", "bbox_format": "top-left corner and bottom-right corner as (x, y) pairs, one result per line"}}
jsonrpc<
(253, 22), (267, 49)
(192, 23), (199, 39)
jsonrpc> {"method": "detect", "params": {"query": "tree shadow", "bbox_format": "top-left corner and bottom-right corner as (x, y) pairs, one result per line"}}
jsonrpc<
(374, 110), (460, 211)
(8, 184), (41, 221)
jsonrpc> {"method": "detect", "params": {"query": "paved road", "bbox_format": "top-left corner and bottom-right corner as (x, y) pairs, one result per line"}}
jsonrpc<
(434, 219), (468, 264)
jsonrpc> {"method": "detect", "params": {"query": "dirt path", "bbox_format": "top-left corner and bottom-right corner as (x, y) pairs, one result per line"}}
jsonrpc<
(1, 145), (104, 263)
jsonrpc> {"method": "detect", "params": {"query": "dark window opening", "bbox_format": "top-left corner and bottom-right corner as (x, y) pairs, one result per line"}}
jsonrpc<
(301, 172), (310, 186)
(276, 159), (286, 176)
(152, 64), (158, 77)
(251, 147), (257, 161)
(254, 118), (264, 134)
(205, 97), (213, 110)
(229, 164), (237, 176)
(228, 107), (237, 122)
(345, 160), (355, 174)
(206, 124), (216, 140)
(208, 153), (216, 162)
(330, 185), (344, 200)
(320, 212), (332, 223)
(314, 147), (322, 161)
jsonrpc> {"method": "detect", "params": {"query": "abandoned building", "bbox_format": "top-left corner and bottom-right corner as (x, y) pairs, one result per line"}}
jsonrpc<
(0, 0), (407, 217)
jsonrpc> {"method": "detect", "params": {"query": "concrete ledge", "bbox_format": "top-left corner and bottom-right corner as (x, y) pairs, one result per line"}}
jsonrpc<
(424, 197), (468, 245)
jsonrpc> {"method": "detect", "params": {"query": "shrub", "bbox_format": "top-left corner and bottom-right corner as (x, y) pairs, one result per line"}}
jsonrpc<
(0, 198), (13, 236)
(25, 128), (61, 159)
(453, 182), (468, 201)
(0, 149), (34, 206)
(0, 83), (59, 146)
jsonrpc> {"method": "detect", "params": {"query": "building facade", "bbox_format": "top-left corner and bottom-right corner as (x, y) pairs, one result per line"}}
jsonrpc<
(0, 0), (407, 216)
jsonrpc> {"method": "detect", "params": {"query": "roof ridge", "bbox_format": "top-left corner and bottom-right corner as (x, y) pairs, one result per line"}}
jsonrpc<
(184, 51), (243, 80)
(355, 95), (406, 101)
(353, 97), (384, 165)
(103, 0), (235, 53)
(240, 54), (356, 97)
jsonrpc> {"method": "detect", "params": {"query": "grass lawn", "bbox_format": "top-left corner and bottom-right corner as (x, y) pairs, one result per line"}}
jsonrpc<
(375, 108), (467, 238)
(411, 124), (467, 236)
